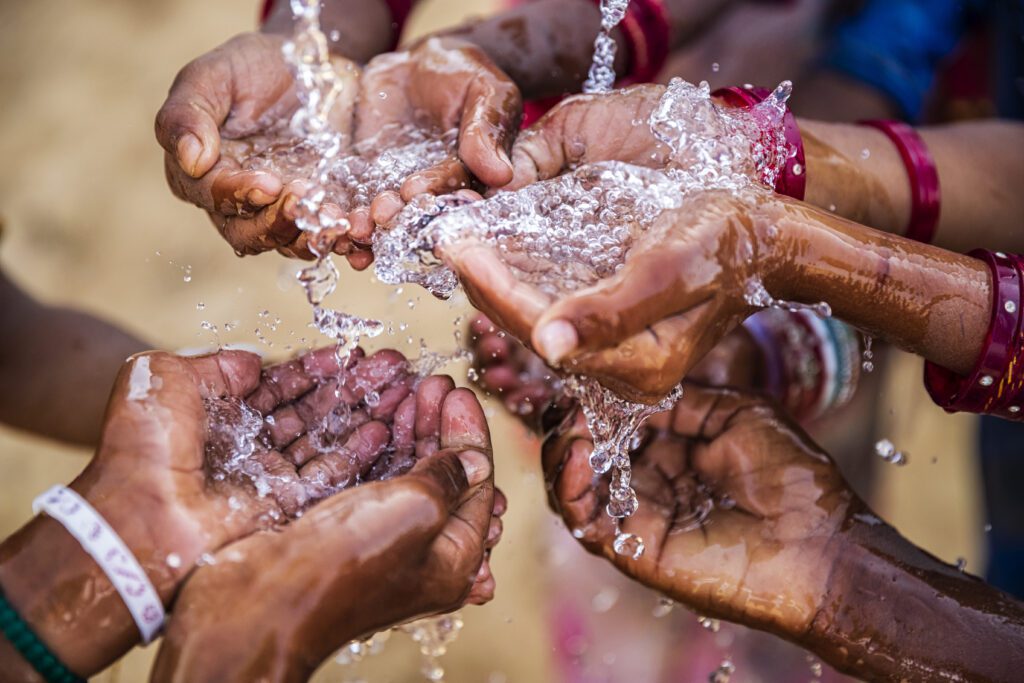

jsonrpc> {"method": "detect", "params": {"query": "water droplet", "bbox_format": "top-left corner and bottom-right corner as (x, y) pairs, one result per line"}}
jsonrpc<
(196, 302), (205, 311)
(166, 553), (182, 568)
(861, 148), (871, 160)
(711, 62), (720, 72)
(613, 531), (645, 559)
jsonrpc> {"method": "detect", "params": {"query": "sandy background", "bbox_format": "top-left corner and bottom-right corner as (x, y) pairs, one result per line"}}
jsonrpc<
(0, 1), (986, 681)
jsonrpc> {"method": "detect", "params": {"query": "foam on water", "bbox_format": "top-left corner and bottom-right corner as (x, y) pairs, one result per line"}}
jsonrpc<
(374, 79), (796, 557)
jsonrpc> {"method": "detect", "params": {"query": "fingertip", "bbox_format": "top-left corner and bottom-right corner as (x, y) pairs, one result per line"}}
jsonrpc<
(370, 191), (404, 227)
(532, 319), (579, 365)
(347, 250), (375, 271)
(176, 133), (205, 178)
(441, 387), (491, 453)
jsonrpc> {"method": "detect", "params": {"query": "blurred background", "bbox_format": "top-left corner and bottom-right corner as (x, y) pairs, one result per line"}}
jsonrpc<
(0, 0), (992, 681)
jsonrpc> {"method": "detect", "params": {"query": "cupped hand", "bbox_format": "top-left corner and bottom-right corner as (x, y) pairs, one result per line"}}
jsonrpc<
(542, 383), (855, 640)
(448, 189), (790, 402)
(355, 38), (522, 259)
(155, 32), (360, 259)
(150, 382), (501, 683)
(502, 85), (670, 191)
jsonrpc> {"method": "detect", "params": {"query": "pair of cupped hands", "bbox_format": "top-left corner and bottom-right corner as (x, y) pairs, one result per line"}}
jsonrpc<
(157, 31), (798, 404)
(51, 345), (500, 681)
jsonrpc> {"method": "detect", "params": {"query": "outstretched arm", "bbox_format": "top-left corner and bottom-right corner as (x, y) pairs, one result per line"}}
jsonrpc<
(0, 270), (146, 446)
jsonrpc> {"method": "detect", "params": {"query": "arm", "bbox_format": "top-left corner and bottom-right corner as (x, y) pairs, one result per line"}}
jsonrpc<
(441, 0), (736, 100)
(801, 119), (1024, 252)
(0, 270), (146, 446)
(812, 515), (1024, 682)
(261, 0), (395, 62)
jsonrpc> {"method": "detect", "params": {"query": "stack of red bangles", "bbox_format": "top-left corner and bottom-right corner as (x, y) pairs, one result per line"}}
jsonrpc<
(926, 250), (1024, 421)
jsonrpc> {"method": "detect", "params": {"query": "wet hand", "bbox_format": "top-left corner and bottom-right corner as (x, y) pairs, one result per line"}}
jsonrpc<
(353, 38), (522, 262)
(155, 32), (360, 259)
(543, 384), (854, 638)
(448, 190), (790, 402)
(502, 85), (670, 191)
(151, 381), (501, 683)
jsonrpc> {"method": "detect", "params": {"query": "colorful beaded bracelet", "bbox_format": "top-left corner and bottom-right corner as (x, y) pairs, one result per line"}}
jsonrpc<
(0, 589), (85, 683)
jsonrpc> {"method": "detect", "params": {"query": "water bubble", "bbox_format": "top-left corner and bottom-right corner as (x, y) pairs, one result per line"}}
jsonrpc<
(591, 587), (620, 613)
(166, 553), (182, 569)
(613, 531), (645, 559)
(711, 62), (720, 72)
(875, 438), (907, 466)
(861, 148), (871, 160)
(709, 659), (735, 683)
(697, 615), (721, 632)
(196, 302), (205, 311)
(652, 597), (675, 618)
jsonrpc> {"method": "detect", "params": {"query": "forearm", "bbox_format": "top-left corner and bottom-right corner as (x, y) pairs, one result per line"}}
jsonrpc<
(801, 120), (1024, 253)
(262, 0), (395, 63)
(0, 517), (138, 677)
(766, 198), (989, 375)
(0, 273), (147, 446)
(809, 514), (1024, 682)
(439, 0), (628, 100)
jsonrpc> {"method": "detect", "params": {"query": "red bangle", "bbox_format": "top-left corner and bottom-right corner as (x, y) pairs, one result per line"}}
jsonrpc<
(616, 0), (671, 85)
(924, 250), (1024, 419)
(712, 85), (806, 201)
(859, 120), (941, 244)
(260, 0), (417, 50)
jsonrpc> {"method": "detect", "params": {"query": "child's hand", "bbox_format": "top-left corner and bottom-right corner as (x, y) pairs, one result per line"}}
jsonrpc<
(151, 383), (501, 683)
(350, 38), (522, 263)
(543, 383), (853, 638)
(155, 32), (360, 259)
(503, 85), (671, 191)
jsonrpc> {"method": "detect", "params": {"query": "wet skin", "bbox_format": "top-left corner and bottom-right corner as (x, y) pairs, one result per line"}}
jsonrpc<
(157, 33), (520, 265)
(0, 348), (502, 680)
(448, 188), (990, 403)
(150, 382), (500, 683)
(543, 384), (1024, 682)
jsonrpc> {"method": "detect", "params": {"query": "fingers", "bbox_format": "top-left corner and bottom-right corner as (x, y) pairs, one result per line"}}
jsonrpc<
(299, 420), (391, 489)
(415, 375), (457, 458)
(443, 240), (549, 342)
(370, 190), (405, 227)
(456, 73), (521, 187)
(186, 350), (264, 399)
(400, 156), (471, 203)
(218, 185), (308, 256)
(437, 388), (495, 544)
(439, 387), (492, 454)
(530, 241), (700, 364)
(505, 124), (568, 192)
(155, 56), (231, 177)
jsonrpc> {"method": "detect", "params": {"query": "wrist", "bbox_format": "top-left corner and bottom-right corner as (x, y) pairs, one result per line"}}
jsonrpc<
(809, 512), (1024, 682)
(261, 0), (395, 62)
(0, 516), (130, 677)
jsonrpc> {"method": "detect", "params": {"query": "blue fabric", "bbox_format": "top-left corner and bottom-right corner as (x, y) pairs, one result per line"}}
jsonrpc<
(978, 416), (1024, 599)
(824, 0), (981, 121)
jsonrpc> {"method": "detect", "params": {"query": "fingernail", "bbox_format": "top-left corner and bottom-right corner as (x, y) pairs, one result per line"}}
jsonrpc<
(458, 449), (491, 486)
(535, 319), (578, 364)
(246, 186), (276, 207)
(176, 134), (203, 177)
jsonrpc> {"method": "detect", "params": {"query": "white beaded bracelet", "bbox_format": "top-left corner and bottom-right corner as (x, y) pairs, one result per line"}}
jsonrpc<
(33, 485), (165, 644)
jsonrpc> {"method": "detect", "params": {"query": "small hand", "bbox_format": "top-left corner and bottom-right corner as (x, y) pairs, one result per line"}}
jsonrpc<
(448, 190), (789, 402)
(151, 381), (501, 683)
(355, 38), (522, 261)
(155, 32), (360, 259)
(543, 383), (854, 638)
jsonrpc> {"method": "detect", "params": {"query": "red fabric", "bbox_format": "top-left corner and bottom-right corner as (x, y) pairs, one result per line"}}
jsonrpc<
(259, 0), (419, 49)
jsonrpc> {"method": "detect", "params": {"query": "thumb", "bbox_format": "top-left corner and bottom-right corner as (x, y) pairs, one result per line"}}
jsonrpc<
(155, 57), (230, 178)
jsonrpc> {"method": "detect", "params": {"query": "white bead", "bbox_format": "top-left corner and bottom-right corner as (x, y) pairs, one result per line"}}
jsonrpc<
(980, 375), (994, 387)
(1006, 300), (1017, 314)
(792, 163), (804, 175)
(1009, 406), (1020, 413)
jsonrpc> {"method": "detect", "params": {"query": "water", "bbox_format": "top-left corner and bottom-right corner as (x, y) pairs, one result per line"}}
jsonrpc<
(375, 80), (794, 557)
(874, 438), (907, 466)
(583, 0), (630, 93)
(401, 613), (464, 682)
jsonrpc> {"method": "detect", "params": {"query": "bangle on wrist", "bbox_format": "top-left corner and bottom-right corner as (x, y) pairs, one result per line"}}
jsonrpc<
(32, 486), (166, 644)
(713, 85), (806, 200)
(859, 120), (941, 244)
(0, 588), (85, 683)
(744, 310), (860, 421)
(925, 249), (1024, 419)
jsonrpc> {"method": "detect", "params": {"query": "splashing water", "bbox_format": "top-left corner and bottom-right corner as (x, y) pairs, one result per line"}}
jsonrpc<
(402, 613), (464, 682)
(744, 277), (832, 318)
(874, 438), (908, 466)
(583, 0), (631, 93)
(375, 80), (796, 557)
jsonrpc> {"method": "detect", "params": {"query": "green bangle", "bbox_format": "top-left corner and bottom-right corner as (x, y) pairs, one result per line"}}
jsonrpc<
(0, 588), (85, 683)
